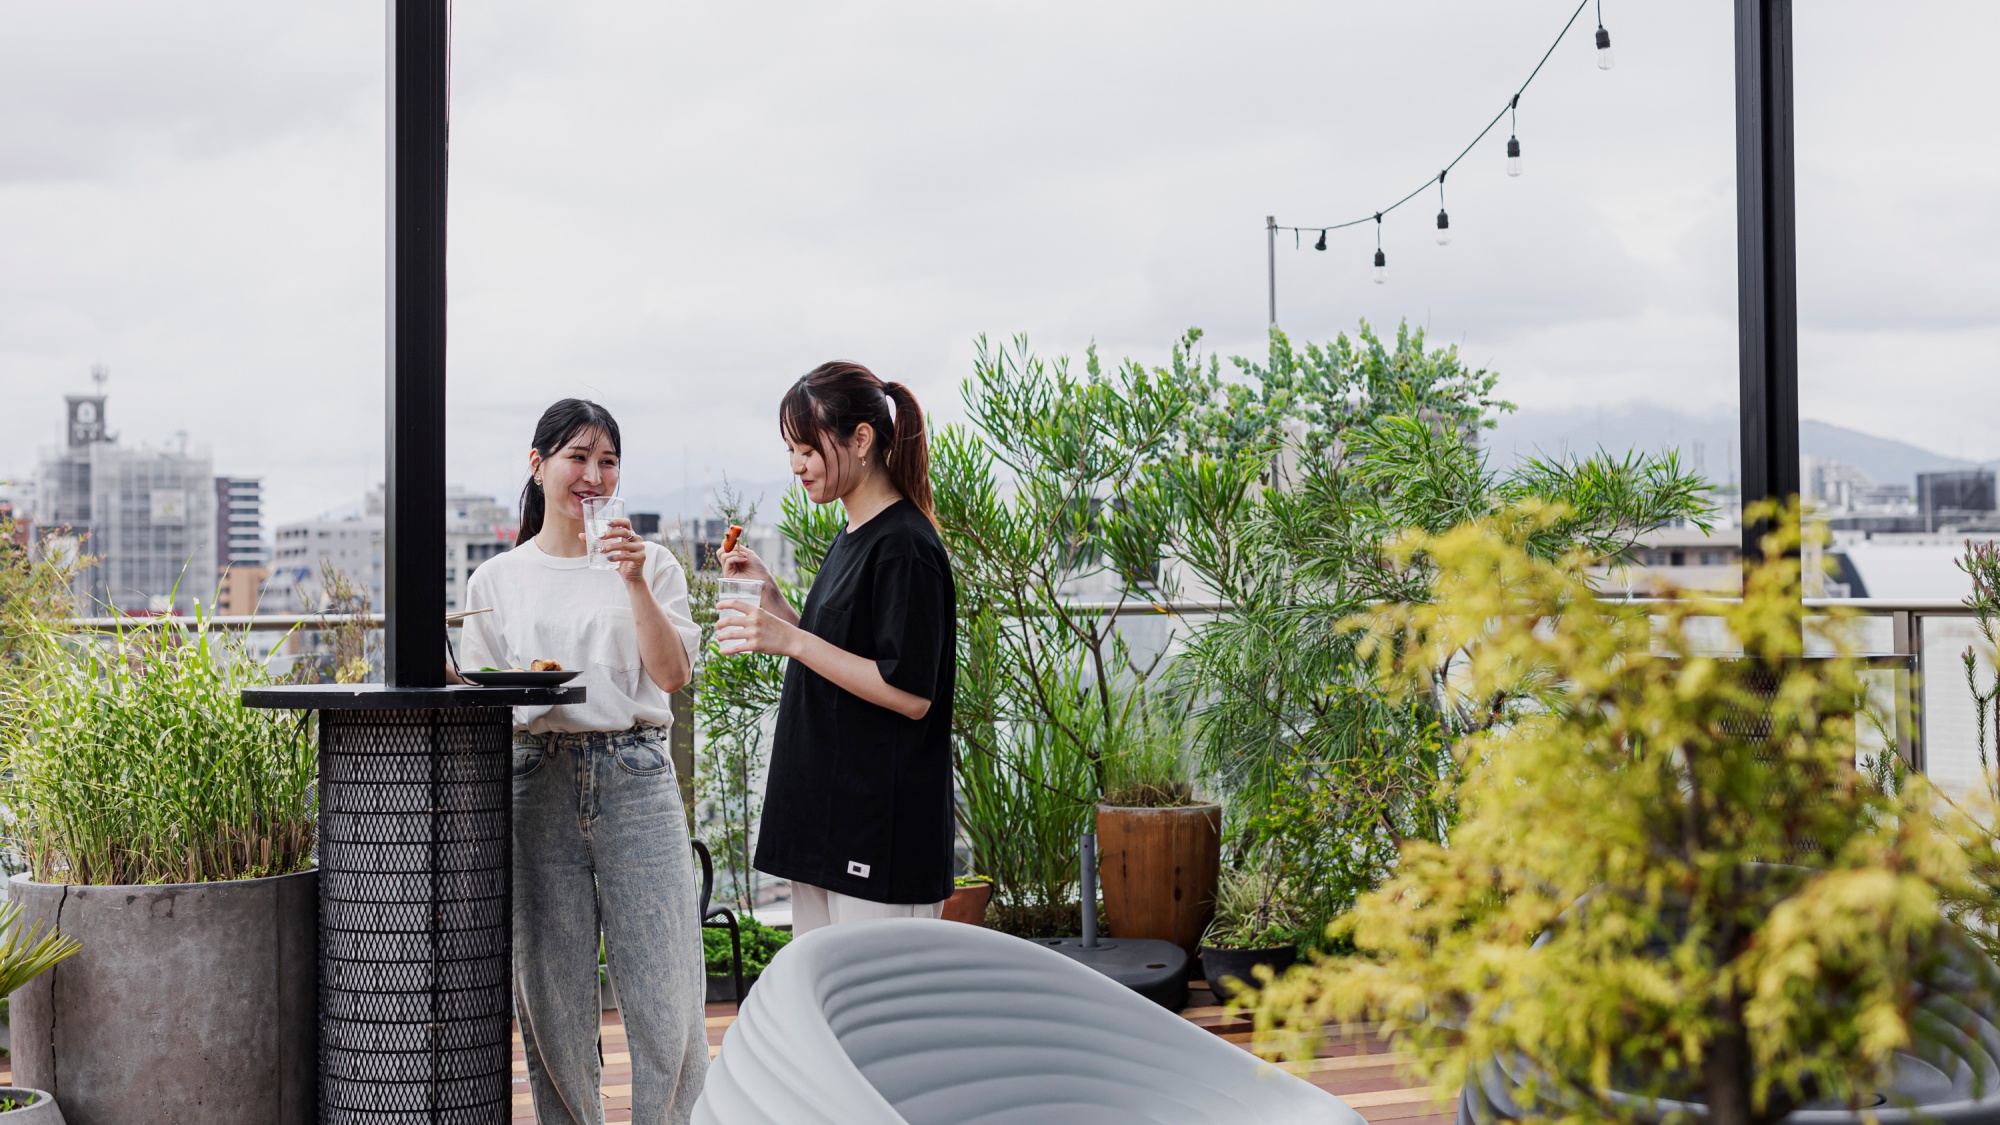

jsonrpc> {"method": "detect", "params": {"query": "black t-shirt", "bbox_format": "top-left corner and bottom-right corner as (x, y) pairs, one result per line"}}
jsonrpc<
(754, 498), (957, 905)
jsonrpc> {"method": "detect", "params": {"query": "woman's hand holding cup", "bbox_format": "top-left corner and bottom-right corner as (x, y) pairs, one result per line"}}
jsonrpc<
(714, 575), (792, 657)
(719, 542), (782, 614)
(584, 516), (648, 584)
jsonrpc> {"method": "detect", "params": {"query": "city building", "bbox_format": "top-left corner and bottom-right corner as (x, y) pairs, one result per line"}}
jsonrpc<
(1832, 530), (1999, 601)
(268, 513), (382, 612)
(670, 516), (794, 581)
(1801, 456), (1911, 515)
(1598, 525), (1745, 596)
(269, 485), (514, 614)
(1792, 457), (1998, 536)
(212, 563), (269, 615)
(36, 388), (216, 614)
(214, 476), (268, 574)
(443, 488), (516, 612)
(1917, 469), (1997, 532)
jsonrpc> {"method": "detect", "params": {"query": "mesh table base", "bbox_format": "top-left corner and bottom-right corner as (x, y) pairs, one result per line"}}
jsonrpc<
(320, 707), (512, 1125)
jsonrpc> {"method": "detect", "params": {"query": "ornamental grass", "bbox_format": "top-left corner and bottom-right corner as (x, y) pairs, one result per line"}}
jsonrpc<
(1, 608), (315, 886)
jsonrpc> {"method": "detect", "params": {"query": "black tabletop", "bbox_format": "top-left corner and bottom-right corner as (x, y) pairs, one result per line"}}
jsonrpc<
(240, 684), (586, 711)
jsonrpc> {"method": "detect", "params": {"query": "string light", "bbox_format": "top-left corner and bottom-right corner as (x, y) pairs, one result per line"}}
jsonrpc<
(1507, 96), (1523, 177)
(1435, 171), (1451, 246)
(1373, 214), (1387, 284)
(1269, 0), (1602, 284)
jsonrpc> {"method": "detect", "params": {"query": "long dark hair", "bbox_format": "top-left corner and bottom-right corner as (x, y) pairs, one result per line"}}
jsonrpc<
(779, 361), (933, 520)
(517, 398), (622, 542)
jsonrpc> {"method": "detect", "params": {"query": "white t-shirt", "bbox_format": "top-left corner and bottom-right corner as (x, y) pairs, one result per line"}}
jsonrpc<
(459, 539), (700, 735)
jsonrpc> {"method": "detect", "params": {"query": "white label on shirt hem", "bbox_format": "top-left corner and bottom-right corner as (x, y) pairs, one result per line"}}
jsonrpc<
(846, 861), (871, 878)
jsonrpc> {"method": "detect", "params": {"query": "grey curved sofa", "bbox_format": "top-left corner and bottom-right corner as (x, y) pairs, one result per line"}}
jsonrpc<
(694, 917), (1363, 1125)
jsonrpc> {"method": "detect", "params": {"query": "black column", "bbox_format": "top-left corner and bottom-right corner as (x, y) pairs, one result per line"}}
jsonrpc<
(386, 0), (450, 686)
(1734, 0), (1800, 569)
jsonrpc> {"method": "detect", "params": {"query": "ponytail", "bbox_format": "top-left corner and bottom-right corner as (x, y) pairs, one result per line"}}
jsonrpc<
(516, 398), (623, 542)
(881, 381), (933, 519)
(780, 361), (935, 522)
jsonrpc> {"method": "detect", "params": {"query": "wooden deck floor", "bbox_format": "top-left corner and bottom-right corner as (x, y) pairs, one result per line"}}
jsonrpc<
(508, 983), (1450, 1125)
(0, 984), (1453, 1123)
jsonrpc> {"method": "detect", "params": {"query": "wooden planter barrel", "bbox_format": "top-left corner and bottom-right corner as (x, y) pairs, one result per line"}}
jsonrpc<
(1094, 803), (1222, 958)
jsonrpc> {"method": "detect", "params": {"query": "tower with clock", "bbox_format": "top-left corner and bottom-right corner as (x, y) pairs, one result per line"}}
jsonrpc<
(66, 395), (108, 447)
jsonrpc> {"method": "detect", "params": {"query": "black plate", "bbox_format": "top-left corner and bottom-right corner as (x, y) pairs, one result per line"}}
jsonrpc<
(460, 670), (581, 687)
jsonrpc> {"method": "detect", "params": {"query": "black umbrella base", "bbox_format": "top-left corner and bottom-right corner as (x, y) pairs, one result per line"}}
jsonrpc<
(1038, 937), (1189, 1010)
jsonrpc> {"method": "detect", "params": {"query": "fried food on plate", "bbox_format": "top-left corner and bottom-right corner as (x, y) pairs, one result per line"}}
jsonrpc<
(529, 659), (564, 672)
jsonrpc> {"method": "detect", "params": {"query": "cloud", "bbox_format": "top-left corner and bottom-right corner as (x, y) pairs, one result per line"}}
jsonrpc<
(1, 0), (1994, 530)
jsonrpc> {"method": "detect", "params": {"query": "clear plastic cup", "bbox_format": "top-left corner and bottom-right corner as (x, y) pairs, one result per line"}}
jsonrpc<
(582, 496), (626, 571)
(716, 577), (764, 620)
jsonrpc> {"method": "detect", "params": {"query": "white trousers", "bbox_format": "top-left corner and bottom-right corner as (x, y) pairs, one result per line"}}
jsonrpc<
(789, 882), (944, 935)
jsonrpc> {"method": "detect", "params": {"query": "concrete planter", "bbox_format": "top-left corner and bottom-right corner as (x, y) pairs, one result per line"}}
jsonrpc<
(0, 1088), (65, 1124)
(7, 870), (316, 1125)
(1094, 803), (1222, 958)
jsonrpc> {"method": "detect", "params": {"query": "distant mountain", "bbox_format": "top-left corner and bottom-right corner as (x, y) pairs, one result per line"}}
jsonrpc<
(1483, 405), (1983, 491)
(1796, 420), (1984, 491)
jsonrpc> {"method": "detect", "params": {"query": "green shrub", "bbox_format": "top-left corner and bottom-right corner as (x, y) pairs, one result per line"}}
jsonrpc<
(1252, 505), (2000, 1125)
(703, 917), (792, 978)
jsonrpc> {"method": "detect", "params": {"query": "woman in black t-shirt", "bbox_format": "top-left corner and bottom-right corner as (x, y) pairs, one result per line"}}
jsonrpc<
(716, 361), (957, 932)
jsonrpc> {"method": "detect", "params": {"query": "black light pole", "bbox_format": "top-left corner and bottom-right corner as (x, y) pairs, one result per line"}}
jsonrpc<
(386, 0), (450, 687)
(245, 4), (580, 1121)
(1734, 0), (1801, 574)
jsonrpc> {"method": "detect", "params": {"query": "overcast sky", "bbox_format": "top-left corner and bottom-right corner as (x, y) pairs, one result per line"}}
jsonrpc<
(2, 1), (1994, 528)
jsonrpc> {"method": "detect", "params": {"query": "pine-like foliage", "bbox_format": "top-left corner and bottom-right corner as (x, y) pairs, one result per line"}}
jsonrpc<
(1249, 503), (2000, 1125)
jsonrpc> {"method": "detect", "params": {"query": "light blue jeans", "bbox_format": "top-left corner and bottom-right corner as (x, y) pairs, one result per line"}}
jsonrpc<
(513, 726), (708, 1125)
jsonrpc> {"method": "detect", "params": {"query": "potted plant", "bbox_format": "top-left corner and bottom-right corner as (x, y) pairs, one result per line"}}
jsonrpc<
(941, 874), (995, 926)
(931, 336), (1211, 941)
(1, 572), (318, 1125)
(1249, 507), (2000, 1125)
(1095, 702), (1221, 958)
(1198, 860), (1301, 1002)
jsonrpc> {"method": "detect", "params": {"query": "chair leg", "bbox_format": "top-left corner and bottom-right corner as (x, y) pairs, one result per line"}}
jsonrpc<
(717, 909), (744, 1004)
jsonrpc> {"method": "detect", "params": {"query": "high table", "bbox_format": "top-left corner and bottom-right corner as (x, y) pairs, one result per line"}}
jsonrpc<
(244, 683), (582, 1125)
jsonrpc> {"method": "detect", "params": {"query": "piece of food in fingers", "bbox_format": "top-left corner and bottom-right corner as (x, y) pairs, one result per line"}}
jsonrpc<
(721, 524), (743, 553)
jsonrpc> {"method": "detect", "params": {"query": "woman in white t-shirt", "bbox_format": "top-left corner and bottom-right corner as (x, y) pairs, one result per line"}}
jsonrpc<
(460, 399), (707, 1125)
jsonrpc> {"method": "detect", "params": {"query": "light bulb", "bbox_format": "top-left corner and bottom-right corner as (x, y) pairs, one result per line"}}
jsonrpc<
(1435, 209), (1451, 246)
(1506, 135), (1523, 177)
(1596, 26), (1614, 70)
(1373, 248), (1388, 285)
(1314, 229), (1327, 252)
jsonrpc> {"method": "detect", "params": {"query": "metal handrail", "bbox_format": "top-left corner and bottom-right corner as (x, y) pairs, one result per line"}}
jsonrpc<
(58, 596), (1983, 775)
(62, 597), (1975, 630)
(1060, 597), (1980, 617)
(67, 613), (385, 633)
